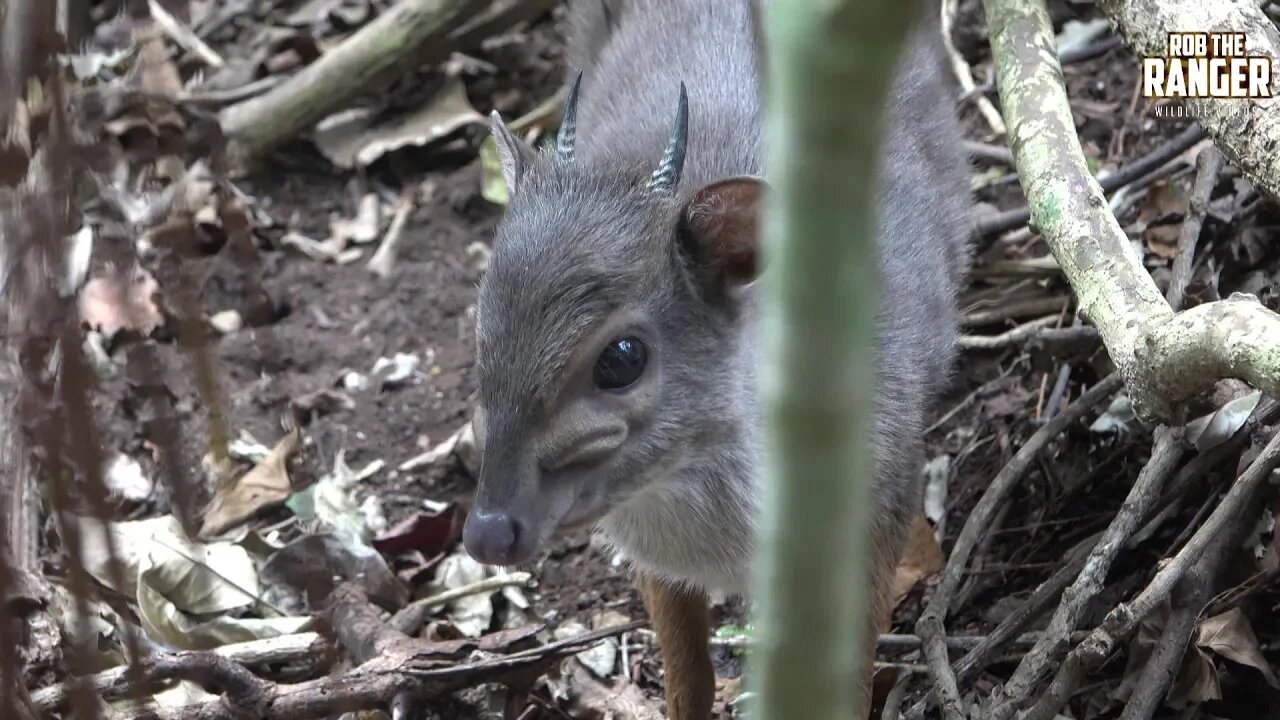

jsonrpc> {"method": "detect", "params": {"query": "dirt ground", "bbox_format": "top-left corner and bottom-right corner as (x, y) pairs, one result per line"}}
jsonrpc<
(29, 0), (1280, 717)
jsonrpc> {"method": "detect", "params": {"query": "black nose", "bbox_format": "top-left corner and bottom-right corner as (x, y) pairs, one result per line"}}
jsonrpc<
(463, 510), (530, 565)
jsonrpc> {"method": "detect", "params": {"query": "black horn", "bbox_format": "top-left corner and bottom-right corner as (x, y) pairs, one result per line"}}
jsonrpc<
(557, 70), (584, 158)
(647, 82), (689, 194)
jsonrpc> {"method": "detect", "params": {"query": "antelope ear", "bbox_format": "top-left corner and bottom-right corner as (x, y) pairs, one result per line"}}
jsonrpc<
(489, 110), (534, 197)
(679, 176), (766, 288)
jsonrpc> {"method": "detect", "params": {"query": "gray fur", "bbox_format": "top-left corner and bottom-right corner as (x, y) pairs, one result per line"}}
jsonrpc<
(470, 0), (972, 597)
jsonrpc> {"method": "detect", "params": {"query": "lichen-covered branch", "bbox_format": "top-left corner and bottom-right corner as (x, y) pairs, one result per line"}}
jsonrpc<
(1097, 0), (1280, 204)
(984, 0), (1280, 423)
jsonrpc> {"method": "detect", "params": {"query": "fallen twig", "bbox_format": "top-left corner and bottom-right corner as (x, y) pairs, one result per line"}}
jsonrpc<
(975, 124), (1206, 237)
(983, 426), (1185, 720)
(963, 139), (1015, 166)
(958, 315), (1059, 350)
(148, 0), (225, 68)
(941, 0), (1006, 136)
(915, 374), (1123, 720)
(1166, 147), (1225, 311)
(390, 571), (534, 635)
(961, 296), (1071, 327)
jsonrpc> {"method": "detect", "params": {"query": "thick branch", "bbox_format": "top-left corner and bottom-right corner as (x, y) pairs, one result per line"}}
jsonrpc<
(218, 0), (486, 169)
(984, 0), (1280, 423)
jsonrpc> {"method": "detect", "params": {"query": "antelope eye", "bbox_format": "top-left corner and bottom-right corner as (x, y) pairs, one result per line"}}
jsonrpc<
(593, 337), (647, 390)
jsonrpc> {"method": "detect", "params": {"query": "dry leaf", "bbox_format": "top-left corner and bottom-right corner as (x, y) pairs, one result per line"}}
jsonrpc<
(70, 514), (309, 649)
(79, 267), (164, 340)
(1166, 645), (1221, 709)
(892, 514), (945, 610)
(1137, 179), (1189, 225)
(569, 663), (664, 720)
(200, 428), (301, 538)
(1197, 607), (1280, 688)
(313, 75), (484, 168)
(1143, 223), (1182, 259)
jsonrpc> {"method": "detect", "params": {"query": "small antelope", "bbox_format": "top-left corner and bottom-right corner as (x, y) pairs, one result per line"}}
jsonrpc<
(463, 0), (971, 716)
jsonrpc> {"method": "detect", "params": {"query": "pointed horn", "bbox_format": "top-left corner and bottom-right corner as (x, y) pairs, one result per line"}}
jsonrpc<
(647, 82), (689, 194)
(557, 70), (584, 158)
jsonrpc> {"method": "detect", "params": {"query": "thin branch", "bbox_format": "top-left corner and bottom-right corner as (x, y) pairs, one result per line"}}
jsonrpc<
(1117, 544), (1224, 720)
(389, 571), (534, 635)
(1166, 147), (1225, 311)
(984, 426), (1185, 720)
(915, 374), (1122, 720)
(975, 123), (1206, 237)
(961, 296), (1070, 327)
(941, 0), (1006, 136)
(147, 0), (225, 68)
(958, 315), (1058, 350)
(963, 139), (1015, 166)
(1024, 427), (1280, 720)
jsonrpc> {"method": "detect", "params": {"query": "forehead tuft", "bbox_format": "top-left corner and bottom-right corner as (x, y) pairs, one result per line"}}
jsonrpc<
(476, 158), (671, 407)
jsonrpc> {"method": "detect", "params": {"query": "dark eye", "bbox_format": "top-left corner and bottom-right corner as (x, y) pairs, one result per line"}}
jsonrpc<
(593, 337), (647, 390)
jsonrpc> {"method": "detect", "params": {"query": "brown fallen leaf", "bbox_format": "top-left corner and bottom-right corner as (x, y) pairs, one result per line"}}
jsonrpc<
(891, 514), (945, 611)
(313, 74), (485, 168)
(1110, 600), (1226, 710)
(568, 662), (664, 720)
(1197, 606), (1280, 688)
(1143, 223), (1182, 259)
(200, 428), (301, 538)
(1167, 644), (1221, 709)
(79, 267), (164, 341)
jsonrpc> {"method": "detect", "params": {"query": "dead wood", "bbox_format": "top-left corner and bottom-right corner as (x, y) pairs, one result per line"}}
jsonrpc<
(42, 583), (646, 720)
(218, 0), (559, 170)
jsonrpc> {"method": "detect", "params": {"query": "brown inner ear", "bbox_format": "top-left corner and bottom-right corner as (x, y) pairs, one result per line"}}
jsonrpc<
(684, 177), (763, 284)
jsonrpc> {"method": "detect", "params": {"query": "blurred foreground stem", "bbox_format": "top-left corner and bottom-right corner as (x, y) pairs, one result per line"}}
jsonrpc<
(750, 0), (923, 717)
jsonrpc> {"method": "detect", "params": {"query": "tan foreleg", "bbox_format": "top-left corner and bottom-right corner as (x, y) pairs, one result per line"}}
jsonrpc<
(639, 573), (715, 720)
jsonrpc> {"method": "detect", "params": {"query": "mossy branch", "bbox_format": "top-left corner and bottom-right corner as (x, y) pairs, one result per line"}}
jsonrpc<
(984, 0), (1280, 424)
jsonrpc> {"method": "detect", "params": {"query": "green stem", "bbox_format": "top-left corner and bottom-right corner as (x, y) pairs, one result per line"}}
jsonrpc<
(750, 0), (922, 717)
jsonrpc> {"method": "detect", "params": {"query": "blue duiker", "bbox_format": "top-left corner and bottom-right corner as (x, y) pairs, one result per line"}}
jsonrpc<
(463, 0), (971, 716)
